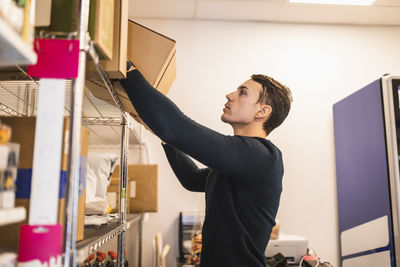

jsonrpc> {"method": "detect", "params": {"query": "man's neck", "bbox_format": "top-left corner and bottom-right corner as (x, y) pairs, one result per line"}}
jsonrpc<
(232, 123), (267, 138)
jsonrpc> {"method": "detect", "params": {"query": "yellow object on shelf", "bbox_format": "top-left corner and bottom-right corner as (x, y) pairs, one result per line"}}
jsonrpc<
(21, 0), (33, 44)
(0, 122), (12, 144)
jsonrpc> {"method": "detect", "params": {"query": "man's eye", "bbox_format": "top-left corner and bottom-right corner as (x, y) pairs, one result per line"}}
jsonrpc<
(239, 90), (245, 96)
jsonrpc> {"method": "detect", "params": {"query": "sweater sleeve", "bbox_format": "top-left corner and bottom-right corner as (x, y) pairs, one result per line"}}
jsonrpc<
(120, 70), (278, 182)
(162, 143), (208, 192)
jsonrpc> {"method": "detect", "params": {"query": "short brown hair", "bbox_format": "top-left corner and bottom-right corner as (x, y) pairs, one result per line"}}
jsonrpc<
(251, 74), (292, 135)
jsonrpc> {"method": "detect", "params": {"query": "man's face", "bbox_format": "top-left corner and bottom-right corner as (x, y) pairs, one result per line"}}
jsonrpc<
(221, 79), (265, 126)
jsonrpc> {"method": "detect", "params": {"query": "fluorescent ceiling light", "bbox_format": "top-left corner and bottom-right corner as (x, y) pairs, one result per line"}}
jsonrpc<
(289, 0), (375, 5)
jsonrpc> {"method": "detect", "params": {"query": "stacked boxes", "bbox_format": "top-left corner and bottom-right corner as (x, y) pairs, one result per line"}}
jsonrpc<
(0, 117), (89, 249)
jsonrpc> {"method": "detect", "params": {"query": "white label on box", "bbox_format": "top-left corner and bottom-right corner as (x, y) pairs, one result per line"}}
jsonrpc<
(106, 192), (117, 209)
(0, 144), (10, 169)
(34, 0), (52, 26)
(64, 130), (69, 155)
(0, 191), (15, 209)
(29, 79), (66, 225)
(120, 199), (125, 212)
(130, 181), (136, 198)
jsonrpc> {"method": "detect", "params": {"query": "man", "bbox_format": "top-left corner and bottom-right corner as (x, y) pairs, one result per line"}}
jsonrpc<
(120, 66), (292, 267)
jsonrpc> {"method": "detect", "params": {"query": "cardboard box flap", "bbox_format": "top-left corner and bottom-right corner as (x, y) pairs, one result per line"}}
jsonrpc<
(87, 20), (176, 118)
(127, 20), (176, 88)
(157, 51), (177, 95)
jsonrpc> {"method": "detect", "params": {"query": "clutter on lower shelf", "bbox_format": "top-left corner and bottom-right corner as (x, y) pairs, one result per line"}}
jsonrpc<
(178, 212), (205, 266)
(84, 214), (119, 227)
(82, 250), (128, 267)
(265, 234), (334, 267)
(86, 152), (118, 215)
(265, 233), (308, 264)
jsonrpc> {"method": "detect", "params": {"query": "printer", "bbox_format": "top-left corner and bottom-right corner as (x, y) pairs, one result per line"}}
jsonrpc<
(265, 234), (308, 263)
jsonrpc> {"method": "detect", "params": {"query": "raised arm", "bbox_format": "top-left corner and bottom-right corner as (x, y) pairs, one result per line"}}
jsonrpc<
(120, 70), (279, 182)
(162, 143), (209, 192)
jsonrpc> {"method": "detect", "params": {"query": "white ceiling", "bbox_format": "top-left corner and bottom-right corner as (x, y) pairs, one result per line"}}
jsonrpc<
(129, 0), (400, 25)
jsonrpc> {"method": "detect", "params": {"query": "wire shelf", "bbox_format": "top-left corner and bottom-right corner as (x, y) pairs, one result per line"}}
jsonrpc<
(0, 64), (141, 145)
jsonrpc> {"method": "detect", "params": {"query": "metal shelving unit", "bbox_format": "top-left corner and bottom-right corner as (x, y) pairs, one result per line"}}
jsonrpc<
(77, 219), (125, 263)
(0, 66), (141, 146)
(0, 0), (142, 266)
(76, 214), (143, 264)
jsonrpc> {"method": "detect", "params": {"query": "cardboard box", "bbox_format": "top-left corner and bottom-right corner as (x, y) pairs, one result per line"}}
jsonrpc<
(127, 20), (176, 95)
(108, 164), (158, 213)
(90, 0), (114, 60)
(87, 20), (176, 117)
(101, 0), (128, 79)
(0, 117), (89, 250)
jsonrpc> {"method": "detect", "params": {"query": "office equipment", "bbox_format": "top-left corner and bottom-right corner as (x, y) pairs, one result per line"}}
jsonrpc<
(265, 233), (308, 264)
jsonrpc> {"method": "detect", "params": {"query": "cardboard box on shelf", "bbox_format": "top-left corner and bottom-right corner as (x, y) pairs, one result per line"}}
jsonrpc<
(101, 0), (128, 79)
(127, 20), (176, 96)
(89, 0), (114, 60)
(0, 117), (89, 250)
(107, 164), (158, 213)
(87, 20), (176, 118)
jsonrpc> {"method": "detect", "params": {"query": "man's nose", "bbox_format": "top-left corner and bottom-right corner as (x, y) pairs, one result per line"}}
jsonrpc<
(226, 92), (234, 101)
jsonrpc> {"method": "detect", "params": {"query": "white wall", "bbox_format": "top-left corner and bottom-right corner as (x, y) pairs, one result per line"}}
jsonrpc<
(129, 18), (400, 267)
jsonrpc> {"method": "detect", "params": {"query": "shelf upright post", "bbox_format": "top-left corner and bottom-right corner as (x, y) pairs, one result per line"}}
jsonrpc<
(64, 0), (90, 266)
(118, 112), (130, 266)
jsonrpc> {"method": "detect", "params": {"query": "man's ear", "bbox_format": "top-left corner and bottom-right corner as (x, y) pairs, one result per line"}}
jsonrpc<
(255, 104), (272, 120)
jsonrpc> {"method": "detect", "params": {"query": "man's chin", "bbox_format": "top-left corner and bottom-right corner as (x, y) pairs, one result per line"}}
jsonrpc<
(221, 114), (227, 123)
(221, 114), (231, 124)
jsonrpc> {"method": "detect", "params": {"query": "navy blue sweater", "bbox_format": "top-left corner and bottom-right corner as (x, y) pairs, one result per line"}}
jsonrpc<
(120, 70), (284, 267)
